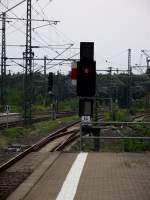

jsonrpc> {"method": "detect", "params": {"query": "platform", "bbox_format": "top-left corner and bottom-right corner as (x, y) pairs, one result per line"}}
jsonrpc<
(0, 113), (21, 124)
(7, 152), (150, 200)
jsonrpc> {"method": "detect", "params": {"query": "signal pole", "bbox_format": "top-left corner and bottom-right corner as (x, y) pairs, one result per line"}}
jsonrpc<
(0, 12), (6, 109)
(108, 67), (113, 113)
(146, 57), (150, 76)
(23, 0), (34, 125)
(128, 48), (132, 108)
(44, 56), (47, 105)
(128, 49), (131, 74)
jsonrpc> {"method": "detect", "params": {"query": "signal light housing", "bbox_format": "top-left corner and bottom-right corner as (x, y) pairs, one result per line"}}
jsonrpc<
(77, 59), (96, 97)
(79, 98), (93, 117)
(48, 72), (53, 93)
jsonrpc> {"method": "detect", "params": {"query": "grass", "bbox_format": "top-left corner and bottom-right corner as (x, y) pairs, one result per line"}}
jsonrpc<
(71, 139), (150, 153)
(0, 135), (8, 147)
(0, 115), (79, 148)
(58, 98), (78, 111)
(130, 97), (150, 115)
(123, 123), (150, 152)
(71, 119), (150, 153)
(33, 115), (79, 135)
(123, 139), (150, 152)
(104, 108), (129, 121)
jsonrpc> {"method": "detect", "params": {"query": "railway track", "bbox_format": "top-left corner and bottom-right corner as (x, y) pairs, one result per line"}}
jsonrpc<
(131, 113), (150, 122)
(0, 120), (80, 172)
(0, 111), (76, 129)
(0, 112), (149, 199)
(0, 120), (80, 200)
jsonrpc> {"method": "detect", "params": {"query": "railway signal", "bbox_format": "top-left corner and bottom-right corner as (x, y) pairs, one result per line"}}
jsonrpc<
(77, 42), (96, 119)
(79, 98), (93, 117)
(77, 42), (96, 97)
(77, 59), (96, 97)
(48, 72), (53, 94)
(80, 42), (94, 60)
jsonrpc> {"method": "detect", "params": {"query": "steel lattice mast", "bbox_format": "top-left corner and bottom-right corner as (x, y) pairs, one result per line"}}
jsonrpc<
(128, 48), (132, 107)
(0, 12), (6, 108)
(24, 0), (34, 125)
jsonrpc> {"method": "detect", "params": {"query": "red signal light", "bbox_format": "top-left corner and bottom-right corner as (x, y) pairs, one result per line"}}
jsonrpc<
(84, 67), (90, 74)
(77, 59), (96, 97)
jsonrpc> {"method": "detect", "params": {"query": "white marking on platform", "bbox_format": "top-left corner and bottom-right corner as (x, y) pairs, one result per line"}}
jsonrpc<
(56, 153), (88, 200)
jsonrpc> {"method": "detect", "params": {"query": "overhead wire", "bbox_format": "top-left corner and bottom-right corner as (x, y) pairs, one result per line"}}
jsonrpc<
(51, 24), (74, 44)
(0, 1), (26, 31)
(5, 0), (45, 34)
(0, 0), (57, 55)
(1, 0), (77, 74)
(29, 2), (65, 56)
(30, 2), (63, 54)
(36, 52), (79, 73)
(35, 0), (69, 45)
(34, 0), (74, 46)
(37, 0), (48, 19)
(0, 0), (26, 16)
(110, 49), (128, 60)
(0, 3), (62, 60)
(30, 1), (77, 72)
(35, 44), (75, 73)
(1, 0), (73, 54)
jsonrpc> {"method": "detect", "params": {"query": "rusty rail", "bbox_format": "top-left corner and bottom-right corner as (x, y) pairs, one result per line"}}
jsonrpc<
(0, 120), (80, 172)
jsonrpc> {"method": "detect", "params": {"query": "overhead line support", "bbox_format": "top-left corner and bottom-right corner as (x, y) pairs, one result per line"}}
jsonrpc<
(0, 16), (60, 23)
(128, 48), (132, 108)
(0, 12), (6, 109)
(23, 0), (34, 126)
(44, 56), (47, 105)
(0, 0), (26, 16)
(6, 57), (78, 61)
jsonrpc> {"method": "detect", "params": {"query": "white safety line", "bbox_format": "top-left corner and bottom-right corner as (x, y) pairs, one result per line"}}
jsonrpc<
(56, 153), (88, 200)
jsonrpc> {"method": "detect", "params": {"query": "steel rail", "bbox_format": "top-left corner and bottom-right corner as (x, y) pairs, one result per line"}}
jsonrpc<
(0, 112), (76, 129)
(0, 120), (80, 172)
(82, 136), (150, 140)
(51, 131), (79, 152)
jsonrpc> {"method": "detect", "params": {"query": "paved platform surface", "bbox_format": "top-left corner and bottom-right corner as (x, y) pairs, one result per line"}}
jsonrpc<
(0, 113), (21, 123)
(7, 152), (150, 200)
(75, 153), (150, 200)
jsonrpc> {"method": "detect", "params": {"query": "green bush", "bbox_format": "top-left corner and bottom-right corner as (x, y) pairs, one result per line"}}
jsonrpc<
(131, 97), (150, 113)
(116, 109), (129, 121)
(104, 109), (129, 121)
(59, 98), (78, 111)
(0, 115), (79, 148)
(3, 127), (27, 143)
(32, 104), (49, 113)
(123, 139), (150, 152)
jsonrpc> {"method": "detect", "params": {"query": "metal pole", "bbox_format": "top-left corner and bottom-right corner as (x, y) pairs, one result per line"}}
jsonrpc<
(24, 0), (34, 125)
(108, 67), (113, 121)
(128, 49), (131, 108)
(52, 96), (56, 120)
(44, 56), (47, 105)
(146, 58), (150, 76)
(80, 123), (83, 152)
(0, 13), (6, 109)
(93, 99), (100, 151)
(6, 112), (8, 128)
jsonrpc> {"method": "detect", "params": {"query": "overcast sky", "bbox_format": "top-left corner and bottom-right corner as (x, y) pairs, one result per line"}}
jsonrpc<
(1, 0), (150, 74)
